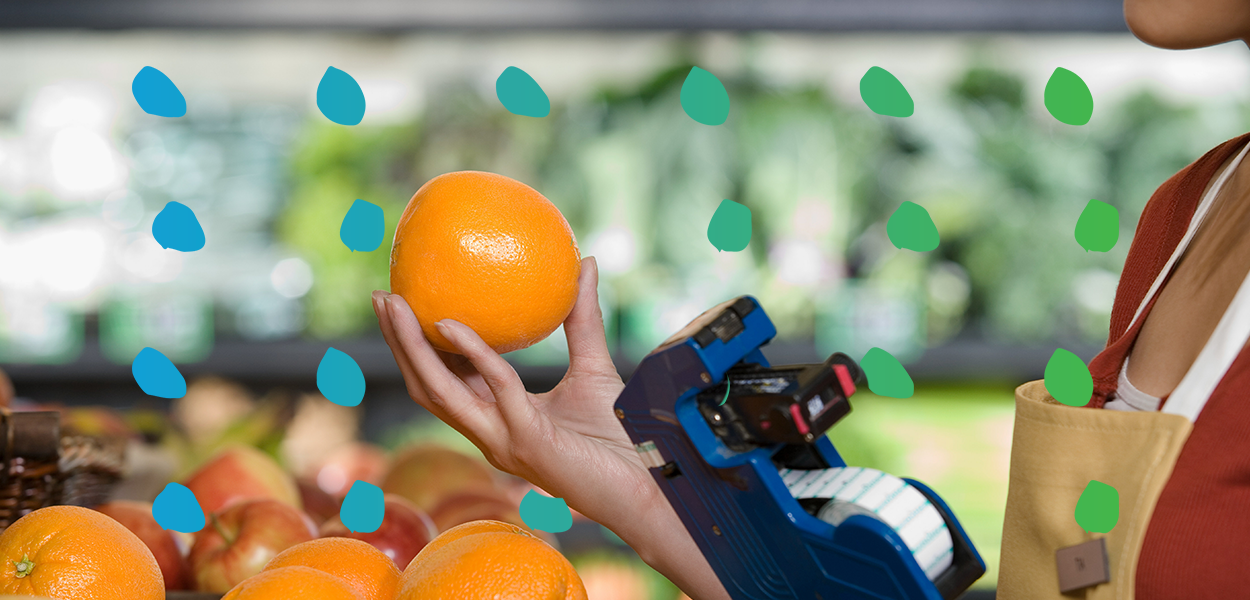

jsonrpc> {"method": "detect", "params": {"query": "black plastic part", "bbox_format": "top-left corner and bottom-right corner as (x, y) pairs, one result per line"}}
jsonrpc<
(911, 484), (988, 600)
(694, 328), (717, 348)
(708, 310), (745, 343)
(730, 297), (756, 318)
(772, 443), (831, 471)
(661, 462), (682, 479)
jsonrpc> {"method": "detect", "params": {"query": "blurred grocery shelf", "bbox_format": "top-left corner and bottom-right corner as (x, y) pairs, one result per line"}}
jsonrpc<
(1, 0), (1126, 32)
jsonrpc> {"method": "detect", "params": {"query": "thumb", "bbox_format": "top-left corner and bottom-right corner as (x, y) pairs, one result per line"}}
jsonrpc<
(564, 256), (614, 373)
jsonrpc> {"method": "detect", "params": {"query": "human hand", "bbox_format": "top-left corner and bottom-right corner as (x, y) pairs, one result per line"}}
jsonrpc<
(372, 257), (729, 598)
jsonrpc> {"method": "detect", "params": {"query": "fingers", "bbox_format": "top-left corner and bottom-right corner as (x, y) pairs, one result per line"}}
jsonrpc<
(436, 319), (540, 433)
(374, 292), (479, 443)
(372, 291), (436, 408)
(380, 293), (501, 440)
(563, 256), (615, 373)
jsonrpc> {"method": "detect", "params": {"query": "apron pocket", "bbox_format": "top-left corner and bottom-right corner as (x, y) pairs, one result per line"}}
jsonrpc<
(997, 380), (1191, 600)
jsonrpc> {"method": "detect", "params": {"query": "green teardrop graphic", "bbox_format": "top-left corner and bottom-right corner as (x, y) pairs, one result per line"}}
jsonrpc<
(1075, 199), (1119, 252)
(707, 199), (752, 252)
(1044, 67), (1093, 126)
(860, 347), (914, 398)
(1044, 348), (1093, 407)
(680, 67), (730, 126)
(1074, 480), (1119, 533)
(886, 201), (939, 252)
(860, 67), (914, 118)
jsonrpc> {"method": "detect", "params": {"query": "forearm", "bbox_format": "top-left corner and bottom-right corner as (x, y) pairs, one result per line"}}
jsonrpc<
(604, 482), (732, 600)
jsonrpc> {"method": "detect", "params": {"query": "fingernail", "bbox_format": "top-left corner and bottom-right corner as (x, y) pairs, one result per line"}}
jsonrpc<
(435, 320), (450, 336)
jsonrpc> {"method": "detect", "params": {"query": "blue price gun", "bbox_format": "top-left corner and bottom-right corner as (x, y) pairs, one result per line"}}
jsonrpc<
(613, 296), (985, 599)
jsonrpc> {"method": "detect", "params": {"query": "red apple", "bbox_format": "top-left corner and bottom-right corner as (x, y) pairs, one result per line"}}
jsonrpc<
(95, 500), (188, 590)
(297, 478), (341, 526)
(319, 494), (436, 569)
(427, 489), (560, 548)
(381, 444), (497, 512)
(427, 488), (521, 532)
(188, 498), (317, 592)
(314, 442), (390, 499)
(183, 445), (301, 515)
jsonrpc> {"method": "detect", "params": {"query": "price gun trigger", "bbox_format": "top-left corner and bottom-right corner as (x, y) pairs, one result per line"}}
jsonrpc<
(613, 296), (986, 600)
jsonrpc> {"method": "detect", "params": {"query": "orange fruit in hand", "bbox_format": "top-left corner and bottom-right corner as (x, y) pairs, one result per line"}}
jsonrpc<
(390, 171), (581, 354)
(0, 505), (163, 600)
(397, 520), (586, 600)
(222, 566), (363, 600)
(264, 538), (400, 600)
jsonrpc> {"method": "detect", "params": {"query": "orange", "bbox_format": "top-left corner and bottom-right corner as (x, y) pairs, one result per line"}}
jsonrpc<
(0, 505), (163, 600)
(264, 538), (400, 600)
(397, 520), (586, 600)
(222, 566), (362, 600)
(389, 171), (581, 354)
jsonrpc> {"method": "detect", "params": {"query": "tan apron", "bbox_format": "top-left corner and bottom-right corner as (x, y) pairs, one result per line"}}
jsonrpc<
(997, 140), (1250, 599)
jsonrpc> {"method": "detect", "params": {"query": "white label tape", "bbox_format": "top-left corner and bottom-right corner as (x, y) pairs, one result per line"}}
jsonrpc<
(779, 467), (954, 581)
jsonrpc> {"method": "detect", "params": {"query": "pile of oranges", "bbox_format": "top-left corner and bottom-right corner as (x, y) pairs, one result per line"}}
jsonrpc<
(0, 505), (585, 600)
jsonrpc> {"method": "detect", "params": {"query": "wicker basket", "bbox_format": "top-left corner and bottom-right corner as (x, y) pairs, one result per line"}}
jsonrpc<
(0, 408), (126, 530)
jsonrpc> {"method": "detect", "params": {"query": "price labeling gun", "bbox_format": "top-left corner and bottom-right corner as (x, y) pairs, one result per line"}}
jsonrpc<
(614, 296), (985, 599)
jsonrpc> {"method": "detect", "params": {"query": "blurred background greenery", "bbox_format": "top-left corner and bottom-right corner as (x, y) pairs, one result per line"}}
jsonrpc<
(3, 29), (1250, 595)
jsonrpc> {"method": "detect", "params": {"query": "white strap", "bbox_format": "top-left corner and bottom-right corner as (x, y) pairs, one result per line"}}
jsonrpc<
(1163, 270), (1250, 421)
(1127, 141), (1250, 328)
(1124, 139), (1250, 423)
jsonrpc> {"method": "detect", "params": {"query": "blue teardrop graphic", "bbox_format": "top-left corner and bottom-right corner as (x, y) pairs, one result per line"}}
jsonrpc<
(496, 67), (551, 118)
(316, 67), (366, 126)
(317, 347), (365, 407)
(152, 201), (206, 252)
(339, 199), (384, 253)
(152, 482), (206, 533)
(132, 66), (187, 118)
(339, 480), (385, 533)
(131, 347), (187, 399)
(519, 490), (572, 533)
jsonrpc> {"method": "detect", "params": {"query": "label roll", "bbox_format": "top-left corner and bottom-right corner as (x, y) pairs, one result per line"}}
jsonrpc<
(779, 466), (954, 581)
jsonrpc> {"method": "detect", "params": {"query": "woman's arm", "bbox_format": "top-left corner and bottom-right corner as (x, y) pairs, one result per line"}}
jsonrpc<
(372, 257), (730, 599)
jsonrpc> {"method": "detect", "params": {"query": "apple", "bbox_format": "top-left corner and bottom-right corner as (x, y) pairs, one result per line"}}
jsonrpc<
(297, 478), (341, 526)
(188, 498), (317, 592)
(183, 445), (301, 515)
(428, 489), (560, 548)
(427, 488), (522, 532)
(319, 494), (436, 569)
(314, 442), (390, 499)
(381, 444), (497, 512)
(95, 500), (188, 590)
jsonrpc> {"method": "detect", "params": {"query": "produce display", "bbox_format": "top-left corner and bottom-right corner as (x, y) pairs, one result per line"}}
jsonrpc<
(0, 156), (674, 598)
(0, 429), (606, 599)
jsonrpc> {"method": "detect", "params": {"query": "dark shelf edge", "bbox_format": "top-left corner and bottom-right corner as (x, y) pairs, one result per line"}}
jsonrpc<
(0, 0), (1127, 33)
